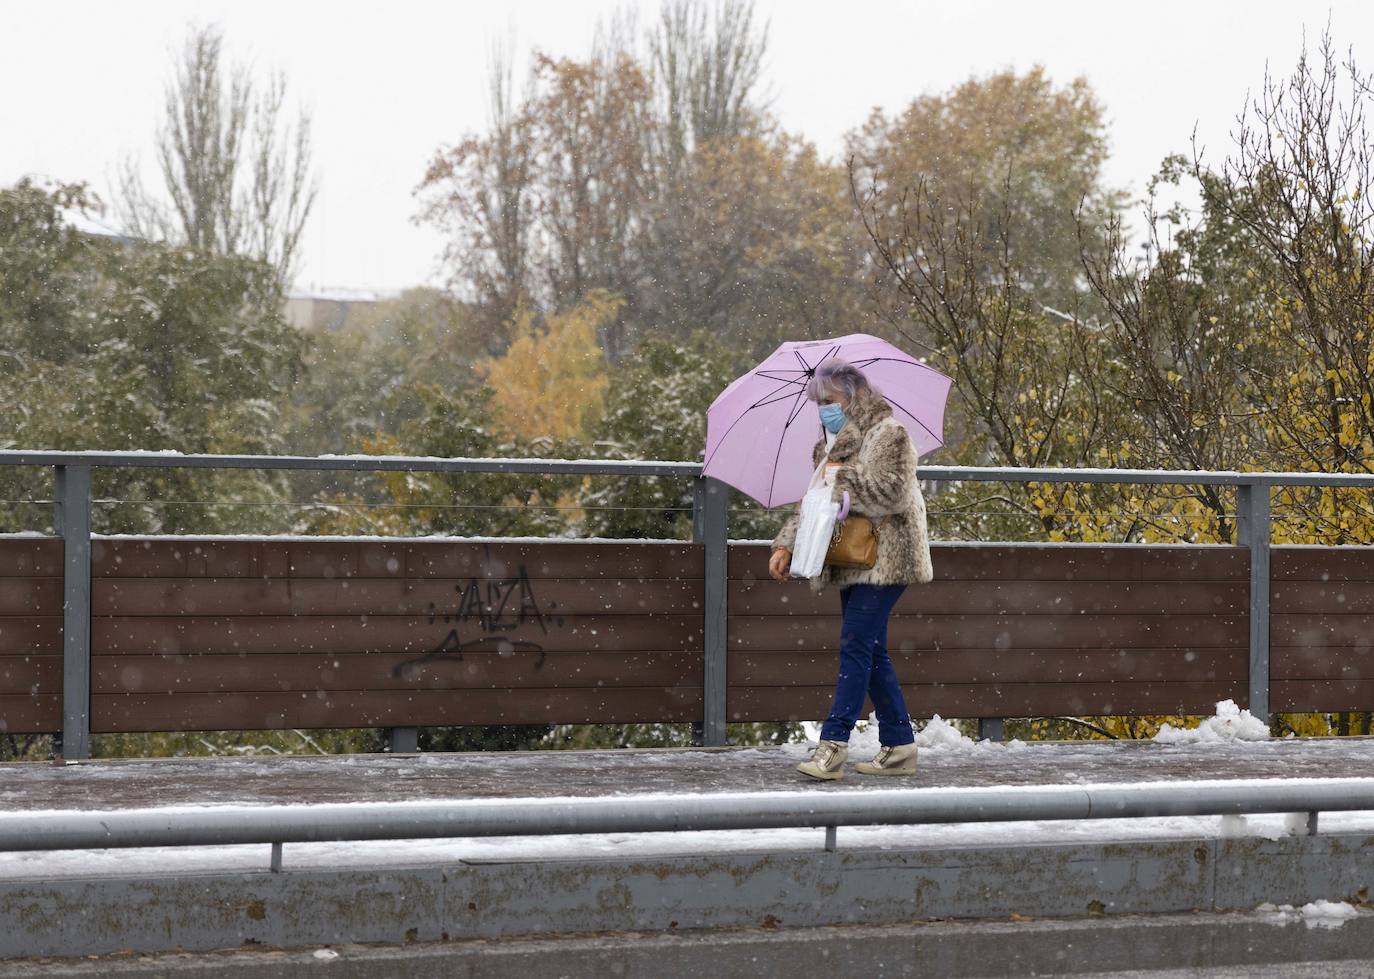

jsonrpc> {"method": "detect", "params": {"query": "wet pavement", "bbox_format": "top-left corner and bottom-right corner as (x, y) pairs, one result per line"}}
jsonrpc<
(3, 736), (1373, 811)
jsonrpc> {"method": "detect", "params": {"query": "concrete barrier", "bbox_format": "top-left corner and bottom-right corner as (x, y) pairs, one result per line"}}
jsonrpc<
(2, 833), (1371, 961)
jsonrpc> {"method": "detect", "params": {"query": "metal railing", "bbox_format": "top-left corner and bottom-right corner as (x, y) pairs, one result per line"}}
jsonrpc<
(5, 448), (1374, 758)
(1, 779), (1371, 868)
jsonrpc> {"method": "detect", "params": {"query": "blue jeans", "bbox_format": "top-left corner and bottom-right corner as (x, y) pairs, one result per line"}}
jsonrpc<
(819, 583), (915, 746)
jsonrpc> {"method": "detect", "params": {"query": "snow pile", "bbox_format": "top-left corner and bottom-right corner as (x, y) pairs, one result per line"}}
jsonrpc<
(1154, 700), (1270, 744)
(1283, 812), (1312, 836)
(1256, 900), (1362, 930)
(835, 714), (1002, 756)
(915, 715), (976, 750)
(1300, 900), (1362, 927)
(802, 714), (1029, 755)
(1219, 814), (1249, 838)
(1221, 812), (1318, 841)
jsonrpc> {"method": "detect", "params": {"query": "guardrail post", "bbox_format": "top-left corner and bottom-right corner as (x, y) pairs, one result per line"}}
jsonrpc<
(385, 727), (418, 753)
(53, 465), (93, 760)
(1236, 481), (1271, 725)
(693, 477), (729, 747)
(978, 718), (1005, 741)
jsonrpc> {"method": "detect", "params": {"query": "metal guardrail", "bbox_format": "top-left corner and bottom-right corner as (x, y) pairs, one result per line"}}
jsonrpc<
(5, 449), (1374, 757)
(1, 779), (1369, 868)
(0, 450), (702, 477)
(7, 448), (1374, 486)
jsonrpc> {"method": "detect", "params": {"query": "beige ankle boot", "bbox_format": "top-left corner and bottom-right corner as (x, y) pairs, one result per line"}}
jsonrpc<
(797, 739), (847, 780)
(855, 743), (918, 775)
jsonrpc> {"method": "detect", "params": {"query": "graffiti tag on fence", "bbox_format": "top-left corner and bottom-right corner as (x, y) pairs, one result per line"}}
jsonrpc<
(392, 564), (564, 679)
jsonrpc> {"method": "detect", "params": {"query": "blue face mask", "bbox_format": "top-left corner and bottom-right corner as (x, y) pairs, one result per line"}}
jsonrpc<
(818, 403), (846, 434)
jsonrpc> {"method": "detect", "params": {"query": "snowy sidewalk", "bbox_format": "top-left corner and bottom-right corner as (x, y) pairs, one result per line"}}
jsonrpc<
(4, 735), (1374, 894)
(4, 735), (1374, 812)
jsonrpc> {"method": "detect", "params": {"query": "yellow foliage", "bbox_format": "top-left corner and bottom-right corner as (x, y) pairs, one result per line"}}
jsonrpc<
(481, 291), (621, 441)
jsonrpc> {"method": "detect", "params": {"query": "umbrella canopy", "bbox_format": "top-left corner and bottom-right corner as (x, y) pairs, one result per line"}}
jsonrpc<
(703, 334), (952, 508)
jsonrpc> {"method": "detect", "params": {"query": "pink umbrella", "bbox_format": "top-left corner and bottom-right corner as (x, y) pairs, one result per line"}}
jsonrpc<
(703, 333), (952, 508)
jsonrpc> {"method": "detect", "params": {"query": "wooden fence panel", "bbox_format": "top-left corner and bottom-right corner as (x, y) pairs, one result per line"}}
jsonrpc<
(9, 534), (1374, 738)
(0, 539), (63, 734)
(89, 539), (705, 732)
(1271, 545), (1374, 711)
(726, 542), (1251, 722)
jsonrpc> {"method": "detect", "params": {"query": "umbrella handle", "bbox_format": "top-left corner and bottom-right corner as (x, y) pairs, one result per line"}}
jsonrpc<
(837, 491), (851, 521)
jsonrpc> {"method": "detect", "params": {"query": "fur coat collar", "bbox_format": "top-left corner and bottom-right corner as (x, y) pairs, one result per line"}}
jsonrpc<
(813, 393), (894, 466)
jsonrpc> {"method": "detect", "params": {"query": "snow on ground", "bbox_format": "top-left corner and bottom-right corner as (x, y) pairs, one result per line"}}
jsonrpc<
(802, 713), (1021, 757)
(1257, 900), (1364, 929)
(2, 701), (1367, 882)
(1154, 700), (1271, 743)
(806, 701), (1269, 758)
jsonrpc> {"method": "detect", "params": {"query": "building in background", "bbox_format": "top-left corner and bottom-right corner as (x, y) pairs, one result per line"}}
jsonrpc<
(284, 286), (402, 332)
(63, 210), (400, 335)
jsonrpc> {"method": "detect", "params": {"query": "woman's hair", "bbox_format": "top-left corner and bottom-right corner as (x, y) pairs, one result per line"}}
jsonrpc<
(804, 357), (880, 407)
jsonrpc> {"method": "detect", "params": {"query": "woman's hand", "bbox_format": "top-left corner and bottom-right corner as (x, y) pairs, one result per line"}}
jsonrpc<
(768, 547), (792, 581)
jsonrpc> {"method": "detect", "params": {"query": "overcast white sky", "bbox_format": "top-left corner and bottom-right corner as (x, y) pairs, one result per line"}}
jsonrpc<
(4, 1), (1368, 293)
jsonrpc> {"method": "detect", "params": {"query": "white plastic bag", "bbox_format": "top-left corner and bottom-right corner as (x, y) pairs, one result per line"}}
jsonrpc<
(788, 462), (839, 579)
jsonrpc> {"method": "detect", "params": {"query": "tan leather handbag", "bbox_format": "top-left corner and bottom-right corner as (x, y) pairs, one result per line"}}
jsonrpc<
(825, 513), (882, 569)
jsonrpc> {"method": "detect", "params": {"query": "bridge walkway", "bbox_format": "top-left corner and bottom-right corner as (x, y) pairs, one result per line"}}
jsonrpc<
(6, 735), (1372, 812)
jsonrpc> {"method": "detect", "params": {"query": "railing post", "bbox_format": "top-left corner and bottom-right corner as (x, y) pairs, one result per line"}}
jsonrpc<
(1236, 480), (1271, 725)
(693, 477), (729, 747)
(978, 718), (1005, 741)
(385, 727), (418, 753)
(53, 465), (93, 760)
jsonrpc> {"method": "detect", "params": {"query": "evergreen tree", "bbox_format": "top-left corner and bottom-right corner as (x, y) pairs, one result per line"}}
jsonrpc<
(0, 179), (303, 535)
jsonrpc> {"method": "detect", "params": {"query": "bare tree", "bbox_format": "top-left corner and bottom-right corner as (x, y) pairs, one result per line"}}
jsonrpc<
(1077, 167), (1260, 542)
(1191, 29), (1374, 478)
(1074, 30), (1374, 544)
(527, 50), (653, 328)
(852, 158), (1108, 471)
(117, 24), (317, 289)
(419, 0), (842, 363)
(244, 72), (316, 284)
(848, 148), (1155, 544)
(649, 0), (769, 166)
(418, 39), (536, 347)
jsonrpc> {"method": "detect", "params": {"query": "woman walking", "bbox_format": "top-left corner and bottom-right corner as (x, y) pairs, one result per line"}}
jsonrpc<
(768, 358), (934, 780)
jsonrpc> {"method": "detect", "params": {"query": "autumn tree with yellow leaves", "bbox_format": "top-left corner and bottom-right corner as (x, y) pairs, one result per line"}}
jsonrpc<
(481, 291), (620, 442)
(1079, 31), (1374, 553)
(1194, 32), (1374, 550)
(854, 38), (1374, 740)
